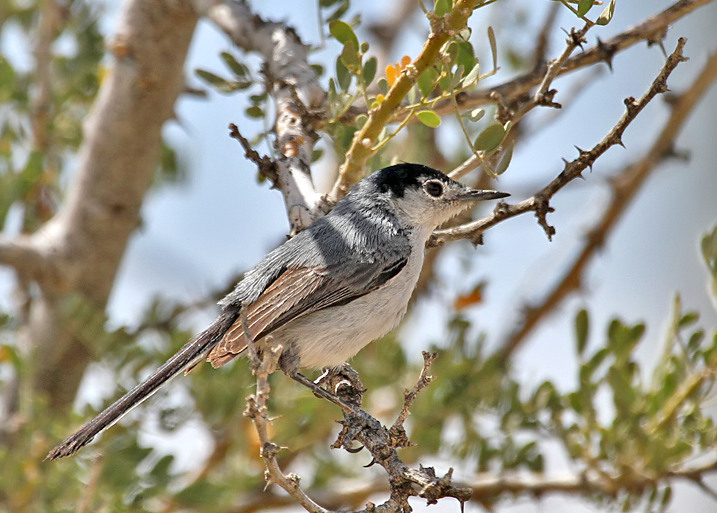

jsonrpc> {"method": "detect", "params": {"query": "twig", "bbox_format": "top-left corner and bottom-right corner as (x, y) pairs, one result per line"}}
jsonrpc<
(202, 0), (325, 232)
(243, 342), (330, 513)
(497, 47), (717, 358)
(429, 37), (689, 248)
(513, 24), (591, 120)
(319, 364), (471, 512)
(374, 0), (711, 126)
(229, 123), (278, 183)
(466, 459), (717, 502)
(391, 351), (437, 431)
(224, 458), (717, 513)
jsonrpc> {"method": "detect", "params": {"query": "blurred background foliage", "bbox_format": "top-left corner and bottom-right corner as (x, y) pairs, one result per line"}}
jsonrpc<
(0, 0), (716, 512)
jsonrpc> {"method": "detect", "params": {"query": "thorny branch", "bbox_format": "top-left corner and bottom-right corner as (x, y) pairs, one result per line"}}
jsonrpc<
(244, 350), (470, 513)
(429, 37), (689, 248)
(244, 342), (330, 513)
(394, 0), (711, 124)
(498, 49), (717, 358)
(224, 458), (717, 513)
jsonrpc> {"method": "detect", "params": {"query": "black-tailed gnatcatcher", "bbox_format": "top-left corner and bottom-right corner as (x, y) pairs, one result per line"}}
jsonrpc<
(47, 163), (508, 459)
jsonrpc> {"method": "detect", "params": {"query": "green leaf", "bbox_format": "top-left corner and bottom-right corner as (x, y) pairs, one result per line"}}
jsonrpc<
(456, 41), (475, 73)
(340, 41), (361, 70)
(362, 57), (377, 86)
(435, 0), (452, 16)
(451, 65), (465, 89)
(220, 52), (248, 78)
(596, 0), (617, 25)
(487, 26), (498, 71)
(679, 311), (699, 328)
(195, 69), (231, 88)
(417, 110), (442, 128)
(417, 67), (439, 97)
(575, 309), (589, 356)
(461, 62), (481, 87)
(474, 123), (506, 153)
(577, 0), (594, 17)
(325, 0), (350, 22)
(245, 106), (264, 118)
(463, 108), (484, 122)
(378, 77), (389, 95)
(336, 56), (351, 91)
(495, 141), (514, 175)
(329, 20), (358, 48)
(702, 225), (717, 298)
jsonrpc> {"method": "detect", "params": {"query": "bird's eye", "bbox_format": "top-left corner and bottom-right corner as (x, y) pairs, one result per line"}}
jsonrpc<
(424, 180), (444, 197)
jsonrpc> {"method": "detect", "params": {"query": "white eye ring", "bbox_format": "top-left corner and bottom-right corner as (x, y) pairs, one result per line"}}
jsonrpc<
(424, 180), (444, 198)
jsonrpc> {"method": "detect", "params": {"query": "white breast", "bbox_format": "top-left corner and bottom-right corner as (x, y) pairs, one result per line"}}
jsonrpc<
(273, 232), (427, 370)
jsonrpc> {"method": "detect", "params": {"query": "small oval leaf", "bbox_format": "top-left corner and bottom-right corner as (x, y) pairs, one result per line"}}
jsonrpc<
(474, 123), (506, 153)
(417, 110), (442, 128)
(362, 57), (377, 86)
(495, 141), (514, 175)
(576, 309), (589, 356)
(336, 56), (351, 91)
(434, 0), (452, 16)
(577, 0), (594, 17)
(596, 0), (616, 25)
(329, 20), (359, 48)
(220, 52), (248, 78)
(487, 26), (498, 71)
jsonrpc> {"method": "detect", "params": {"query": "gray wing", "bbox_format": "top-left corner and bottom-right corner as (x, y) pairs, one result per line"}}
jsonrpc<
(207, 255), (408, 367)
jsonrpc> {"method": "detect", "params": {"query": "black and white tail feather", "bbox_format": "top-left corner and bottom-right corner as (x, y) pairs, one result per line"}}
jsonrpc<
(46, 311), (237, 460)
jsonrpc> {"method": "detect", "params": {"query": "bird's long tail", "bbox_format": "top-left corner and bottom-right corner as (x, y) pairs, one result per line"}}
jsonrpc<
(46, 311), (237, 460)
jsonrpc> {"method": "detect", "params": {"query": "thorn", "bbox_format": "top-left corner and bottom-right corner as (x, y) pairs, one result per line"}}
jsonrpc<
(346, 444), (364, 454)
(596, 37), (616, 71)
(615, 137), (625, 149)
(574, 145), (590, 158)
(561, 157), (570, 171)
(364, 457), (377, 468)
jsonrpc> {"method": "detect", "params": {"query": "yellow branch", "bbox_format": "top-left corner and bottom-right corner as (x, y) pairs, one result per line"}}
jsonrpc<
(329, 0), (482, 200)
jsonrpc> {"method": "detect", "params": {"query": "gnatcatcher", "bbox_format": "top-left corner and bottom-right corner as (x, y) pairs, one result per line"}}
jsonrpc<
(47, 163), (508, 460)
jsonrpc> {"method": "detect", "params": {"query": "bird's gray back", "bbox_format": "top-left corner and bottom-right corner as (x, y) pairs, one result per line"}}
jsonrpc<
(220, 194), (412, 310)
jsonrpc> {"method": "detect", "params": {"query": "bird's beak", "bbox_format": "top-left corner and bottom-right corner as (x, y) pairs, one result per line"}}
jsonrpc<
(455, 189), (510, 202)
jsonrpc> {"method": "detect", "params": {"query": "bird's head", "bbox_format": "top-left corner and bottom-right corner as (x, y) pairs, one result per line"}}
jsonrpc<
(361, 163), (509, 231)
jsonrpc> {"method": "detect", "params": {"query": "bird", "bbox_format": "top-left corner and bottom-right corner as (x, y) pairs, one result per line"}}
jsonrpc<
(46, 162), (508, 460)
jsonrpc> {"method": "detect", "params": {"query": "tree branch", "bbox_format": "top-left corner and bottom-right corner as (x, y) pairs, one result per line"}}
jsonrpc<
(498, 47), (717, 358)
(329, 0), (484, 201)
(244, 341), (331, 513)
(466, 459), (717, 502)
(197, 0), (325, 233)
(406, 0), (711, 122)
(429, 37), (689, 248)
(28, 0), (199, 407)
(0, 236), (48, 282)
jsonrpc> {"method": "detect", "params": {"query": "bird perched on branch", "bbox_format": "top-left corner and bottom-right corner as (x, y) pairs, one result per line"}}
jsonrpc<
(47, 162), (508, 460)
